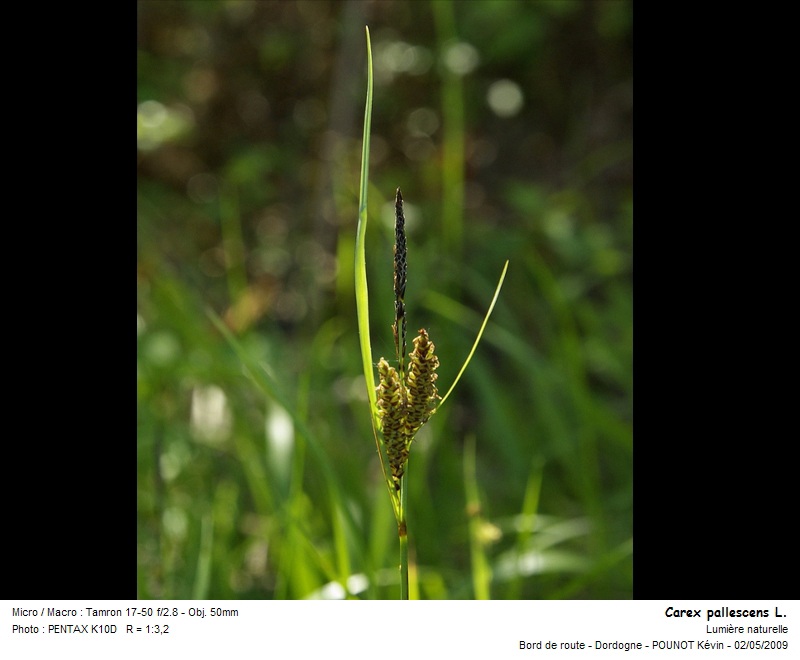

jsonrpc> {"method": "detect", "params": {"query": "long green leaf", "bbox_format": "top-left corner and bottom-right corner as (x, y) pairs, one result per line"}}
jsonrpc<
(355, 27), (397, 513)
(439, 259), (509, 407)
(355, 27), (378, 429)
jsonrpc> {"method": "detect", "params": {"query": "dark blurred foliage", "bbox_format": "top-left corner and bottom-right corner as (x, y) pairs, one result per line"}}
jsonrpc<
(137, 0), (632, 600)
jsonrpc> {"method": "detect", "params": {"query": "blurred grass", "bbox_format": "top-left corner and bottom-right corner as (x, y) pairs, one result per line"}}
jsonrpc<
(137, 0), (632, 600)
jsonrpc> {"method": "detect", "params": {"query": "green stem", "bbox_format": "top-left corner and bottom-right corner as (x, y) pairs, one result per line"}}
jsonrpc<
(219, 182), (247, 305)
(432, 0), (465, 258)
(464, 435), (490, 599)
(398, 475), (409, 600)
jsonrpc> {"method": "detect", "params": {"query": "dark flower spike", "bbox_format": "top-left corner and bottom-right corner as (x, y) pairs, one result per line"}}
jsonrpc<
(393, 188), (407, 379)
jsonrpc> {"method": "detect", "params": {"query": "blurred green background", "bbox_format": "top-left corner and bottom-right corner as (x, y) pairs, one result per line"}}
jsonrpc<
(137, 0), (632, 599)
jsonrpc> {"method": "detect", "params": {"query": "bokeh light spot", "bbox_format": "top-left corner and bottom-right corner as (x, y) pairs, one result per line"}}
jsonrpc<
(442, 41), (480, 75)
(487, 79), (525, 117)
(190, 384), (232, 444)
(137, 101), (194, 151)
(407, 107), (439, 137)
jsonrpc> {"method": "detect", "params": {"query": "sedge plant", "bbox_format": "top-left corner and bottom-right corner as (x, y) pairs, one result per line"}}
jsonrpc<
(355, 26), (509, 599)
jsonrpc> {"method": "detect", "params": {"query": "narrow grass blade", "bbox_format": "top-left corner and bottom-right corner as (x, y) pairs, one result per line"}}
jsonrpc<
(192, 513), (214, 600)
(508, 459), (543, 599)
(355, 26), (378, 428)
(355, 27), (399, 514)
(206, 309), (366, 568)
(439, 259), (509, 407)
(464, 435), (491, 599)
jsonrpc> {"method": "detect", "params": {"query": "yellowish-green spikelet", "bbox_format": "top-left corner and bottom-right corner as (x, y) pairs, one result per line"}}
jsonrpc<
(405, 328), (439, 438)
(377, 328), (439, 490)
(376, 358), (408, 489)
